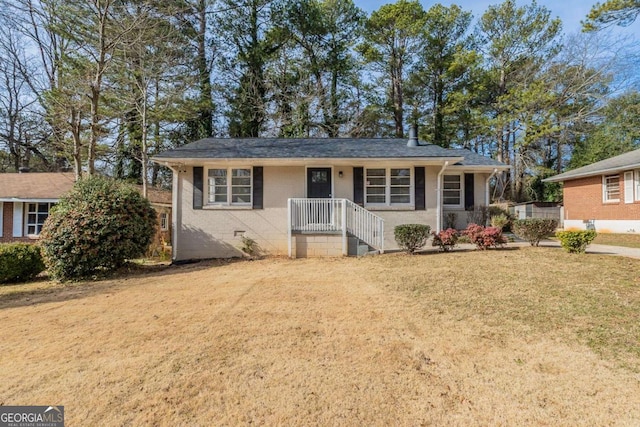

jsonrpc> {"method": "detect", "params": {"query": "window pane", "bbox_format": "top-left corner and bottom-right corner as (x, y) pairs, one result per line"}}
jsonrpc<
(605, 175), (620, 201)
(232, 187), (251, 195)
(367, 195), (385, 203)
(311, 170), (328, 183)
(367, 178), (386, 186)
(390, 195), (410, 203)
(367, 187), (385, 195)
(28, 225), (36, 235)
(232, 169), (251, 177)
(232, 195), (251, 203)
(390, 177), (410, 186)
(232, 177), (251, 186)
(367, 169), (385, 177)
(390, 187), (410, 195)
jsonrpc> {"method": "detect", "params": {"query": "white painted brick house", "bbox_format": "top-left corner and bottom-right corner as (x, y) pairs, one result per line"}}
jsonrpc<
(152, 136), (509, 261)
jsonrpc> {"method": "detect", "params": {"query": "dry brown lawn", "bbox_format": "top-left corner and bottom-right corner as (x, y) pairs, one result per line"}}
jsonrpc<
(594, 233), (640, 249)
(1, 248), (640, 426)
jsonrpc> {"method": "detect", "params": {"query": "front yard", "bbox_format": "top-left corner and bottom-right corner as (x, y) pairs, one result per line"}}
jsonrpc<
(1, 248), (639, 425)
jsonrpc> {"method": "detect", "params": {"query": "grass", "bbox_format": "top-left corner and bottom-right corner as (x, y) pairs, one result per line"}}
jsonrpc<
(1, 248), (640, 425)
(593, 232), (640, 249)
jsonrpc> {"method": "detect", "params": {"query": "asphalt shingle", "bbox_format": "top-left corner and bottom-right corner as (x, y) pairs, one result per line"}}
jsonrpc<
(153, 137), (507, 168)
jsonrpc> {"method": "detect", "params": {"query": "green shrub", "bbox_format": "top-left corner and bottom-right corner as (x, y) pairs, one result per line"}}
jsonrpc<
(394, 224), (431, 254)
(40, 177), (157, 280)
(512, 218), (558, 246)
(464, 223), (506, 250)
(490, 213), (511, 231)
(0, 243), (45, 284)
(556, 230), (597, 254)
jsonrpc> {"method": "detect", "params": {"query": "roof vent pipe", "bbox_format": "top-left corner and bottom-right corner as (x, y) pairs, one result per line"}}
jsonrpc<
(407, 124), (419, 147)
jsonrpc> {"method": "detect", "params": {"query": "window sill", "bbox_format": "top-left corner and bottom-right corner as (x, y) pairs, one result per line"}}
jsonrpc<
(603, 200), (620, 204)
(202, 204), (253, 210)
(365, 205), (414, 211)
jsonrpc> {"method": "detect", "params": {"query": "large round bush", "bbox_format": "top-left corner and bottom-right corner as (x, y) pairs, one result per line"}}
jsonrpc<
(40, 177), (157, 280)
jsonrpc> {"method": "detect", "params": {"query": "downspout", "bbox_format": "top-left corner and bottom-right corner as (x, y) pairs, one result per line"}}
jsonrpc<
(169, 164), (182, 263)
(436, 161), (449, 233)
(485, 168), (498, 206)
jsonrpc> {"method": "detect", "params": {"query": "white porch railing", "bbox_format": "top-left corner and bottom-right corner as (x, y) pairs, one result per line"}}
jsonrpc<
(288, 198), (384, 256)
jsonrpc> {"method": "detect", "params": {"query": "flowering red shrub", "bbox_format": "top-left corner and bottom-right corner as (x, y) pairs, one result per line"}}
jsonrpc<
(431, 228), (459, 252)
(463, 223), (506, 250)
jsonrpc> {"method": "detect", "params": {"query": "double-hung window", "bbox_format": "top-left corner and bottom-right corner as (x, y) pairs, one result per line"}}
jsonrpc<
(160, 212), (169, 231)
(443, 175), (462, 207)
(207, 168), (252, 206)
(26, 202), (54, 236)
(603, 174), (620, 202)
(365, 168), (411, 206)
(635, 170), (640, 201)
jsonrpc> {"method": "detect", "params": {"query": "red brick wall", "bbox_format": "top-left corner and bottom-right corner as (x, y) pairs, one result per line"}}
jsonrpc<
(2, 202), (12, 239)
(1, 202), (32, 244)
(563, 174), (640, 220)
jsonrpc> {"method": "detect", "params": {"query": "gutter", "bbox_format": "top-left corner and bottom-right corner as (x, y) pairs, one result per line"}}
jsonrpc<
(485, 168), (498, 206)
(436, 161), (449, 233)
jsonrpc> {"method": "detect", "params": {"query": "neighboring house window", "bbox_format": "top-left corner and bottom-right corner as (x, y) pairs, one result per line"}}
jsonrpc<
(26, 202), (54, 236)
(207, 168), (252, 205)
(160, 212), (169, 231)
(603, 174), (620, 202)
(365, 168), (411, 205)
(443, 175), (462, 206)
(636, 170), (640, 201)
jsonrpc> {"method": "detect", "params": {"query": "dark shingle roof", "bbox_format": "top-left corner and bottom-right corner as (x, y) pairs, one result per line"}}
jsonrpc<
(544, 148), (640, 182)
(153, 138), (507, 168)
(448, 148), (507, 168)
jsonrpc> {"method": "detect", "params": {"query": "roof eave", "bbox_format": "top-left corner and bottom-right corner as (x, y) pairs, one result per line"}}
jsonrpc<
(151, 156), (468, 166)
(543, 162), (640, 182)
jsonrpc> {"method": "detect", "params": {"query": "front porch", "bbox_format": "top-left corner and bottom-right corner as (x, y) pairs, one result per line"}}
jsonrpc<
(287, 198), (385, 257)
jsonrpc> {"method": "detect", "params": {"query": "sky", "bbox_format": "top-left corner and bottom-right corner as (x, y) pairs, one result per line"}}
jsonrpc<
(357, 0), (639, 36)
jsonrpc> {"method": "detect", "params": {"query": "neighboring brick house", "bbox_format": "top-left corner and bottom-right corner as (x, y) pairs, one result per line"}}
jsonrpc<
(143, 186), (172, 247)
(544, 149), (640, 233)
(0, 172), (76, 243)
(0, 172), (172, 246)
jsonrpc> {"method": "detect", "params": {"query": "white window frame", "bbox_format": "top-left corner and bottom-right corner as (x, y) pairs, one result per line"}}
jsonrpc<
(443, 174), (463, 208)
(160, 212), (169, 231)
(25, 202), (55, 236)
(635, 170), (640, 202)
(206, 167), (252, 206)
(365, 167), (413, 207)
(603, 174), (620, 203)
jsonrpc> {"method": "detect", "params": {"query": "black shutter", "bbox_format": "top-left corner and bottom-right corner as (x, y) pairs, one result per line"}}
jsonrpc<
(414, 167), (425, 210)
(193, 166), (203, 209)
(253, 166), (263, 209)
(464, 173), (475, 210)
(353, 167), (364, 205)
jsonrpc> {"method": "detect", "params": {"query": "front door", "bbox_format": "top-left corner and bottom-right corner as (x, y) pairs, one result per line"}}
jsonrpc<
(307, 168), (332, 198)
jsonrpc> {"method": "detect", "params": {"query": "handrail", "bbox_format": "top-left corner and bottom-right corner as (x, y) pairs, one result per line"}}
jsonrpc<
(288, 198), (384, 253)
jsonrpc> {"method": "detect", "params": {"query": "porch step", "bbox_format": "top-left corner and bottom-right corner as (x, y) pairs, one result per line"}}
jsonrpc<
(348, 236), (377, 256)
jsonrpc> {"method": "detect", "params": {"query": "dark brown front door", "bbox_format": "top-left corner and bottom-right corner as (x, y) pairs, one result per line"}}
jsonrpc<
(307, 168), (332, 198)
